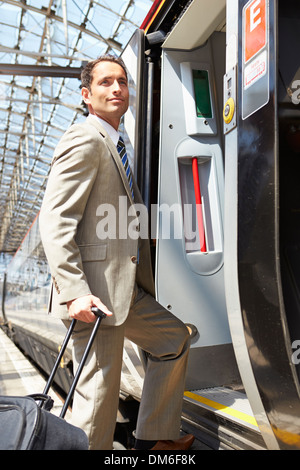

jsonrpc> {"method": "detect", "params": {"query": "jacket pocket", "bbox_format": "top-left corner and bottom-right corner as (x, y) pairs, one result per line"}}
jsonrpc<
(79, 244), (107, 262)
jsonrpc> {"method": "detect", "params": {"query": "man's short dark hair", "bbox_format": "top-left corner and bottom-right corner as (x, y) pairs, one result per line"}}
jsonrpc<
(81, 55), (128, 91)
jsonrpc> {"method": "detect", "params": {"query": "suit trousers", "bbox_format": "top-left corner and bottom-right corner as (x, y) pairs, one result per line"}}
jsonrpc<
(66, 286), (190, 450)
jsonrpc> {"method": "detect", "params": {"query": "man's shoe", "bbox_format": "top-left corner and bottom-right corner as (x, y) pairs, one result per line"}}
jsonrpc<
(149, 434), (195, 451)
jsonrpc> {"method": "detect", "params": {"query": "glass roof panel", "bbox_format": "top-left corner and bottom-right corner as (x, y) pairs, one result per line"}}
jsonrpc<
(0, 0), (153, 270)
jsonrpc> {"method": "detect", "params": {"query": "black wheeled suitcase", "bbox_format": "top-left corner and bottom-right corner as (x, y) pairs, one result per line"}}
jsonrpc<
(0, 307), (106, 450)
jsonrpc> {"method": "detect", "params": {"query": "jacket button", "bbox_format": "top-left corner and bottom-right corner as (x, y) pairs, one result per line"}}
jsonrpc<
(131, 256), (137, 264)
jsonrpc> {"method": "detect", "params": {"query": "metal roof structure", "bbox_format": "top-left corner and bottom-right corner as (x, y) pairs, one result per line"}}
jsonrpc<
(0, 0), (153, 267)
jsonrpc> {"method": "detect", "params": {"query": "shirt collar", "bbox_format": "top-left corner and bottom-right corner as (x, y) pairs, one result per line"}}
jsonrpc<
(89, 114), (119, 147)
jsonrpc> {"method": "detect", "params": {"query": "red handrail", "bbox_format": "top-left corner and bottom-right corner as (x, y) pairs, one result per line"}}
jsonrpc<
(192, 157), (207, 252)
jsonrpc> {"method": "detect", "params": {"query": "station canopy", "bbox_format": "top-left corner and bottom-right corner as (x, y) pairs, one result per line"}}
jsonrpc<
(0, 0), (153, 264)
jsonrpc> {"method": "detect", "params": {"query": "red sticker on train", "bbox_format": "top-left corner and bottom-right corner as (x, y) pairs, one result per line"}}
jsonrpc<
(244, 0), (266, 63)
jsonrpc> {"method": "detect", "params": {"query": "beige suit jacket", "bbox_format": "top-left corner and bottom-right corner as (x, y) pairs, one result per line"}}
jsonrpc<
(39, 115), (154, 326)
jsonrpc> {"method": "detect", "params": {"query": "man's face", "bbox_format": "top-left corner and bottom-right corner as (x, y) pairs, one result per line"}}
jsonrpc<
(82, 61), (129, 130)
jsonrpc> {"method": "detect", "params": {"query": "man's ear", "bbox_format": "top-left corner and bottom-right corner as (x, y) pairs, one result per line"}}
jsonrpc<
(81, 87), (91, 105)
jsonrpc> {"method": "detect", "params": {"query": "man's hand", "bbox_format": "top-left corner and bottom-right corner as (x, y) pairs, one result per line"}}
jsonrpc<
(67, 294), (113, 323)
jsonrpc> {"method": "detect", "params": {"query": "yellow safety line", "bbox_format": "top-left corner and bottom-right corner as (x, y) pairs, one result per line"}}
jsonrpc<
(184, 391), (258, 428)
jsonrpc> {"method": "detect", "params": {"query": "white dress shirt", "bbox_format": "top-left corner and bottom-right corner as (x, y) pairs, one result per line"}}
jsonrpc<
(89, 113), (119, 146)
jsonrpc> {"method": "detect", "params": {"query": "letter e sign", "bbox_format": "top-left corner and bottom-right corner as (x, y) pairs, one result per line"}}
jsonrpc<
(244, 0), (266, 63)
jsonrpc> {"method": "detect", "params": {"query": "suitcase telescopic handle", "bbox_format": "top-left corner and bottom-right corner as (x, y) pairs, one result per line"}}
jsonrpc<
(42, 307), (107, 418)
(59, 307), (107, 418)
(91, 306), (107, 319)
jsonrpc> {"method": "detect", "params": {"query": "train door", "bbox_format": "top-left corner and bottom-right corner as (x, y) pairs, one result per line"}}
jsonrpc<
(155, 1), (241, 393)
(224, 0), (300, 449)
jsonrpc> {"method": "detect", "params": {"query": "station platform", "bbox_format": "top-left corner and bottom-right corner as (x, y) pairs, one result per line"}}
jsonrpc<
(0, 327), (71, 420)
(0, 328), (212, 450)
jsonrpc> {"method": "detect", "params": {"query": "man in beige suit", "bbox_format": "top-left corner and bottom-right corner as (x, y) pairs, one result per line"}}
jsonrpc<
(39, 55), (193, 450)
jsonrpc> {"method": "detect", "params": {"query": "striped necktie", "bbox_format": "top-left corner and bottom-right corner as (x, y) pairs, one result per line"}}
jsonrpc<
(117, 136), (134, 199)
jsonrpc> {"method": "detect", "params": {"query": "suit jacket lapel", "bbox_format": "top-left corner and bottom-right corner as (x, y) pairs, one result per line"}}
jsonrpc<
(86, 115), (135, 205)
